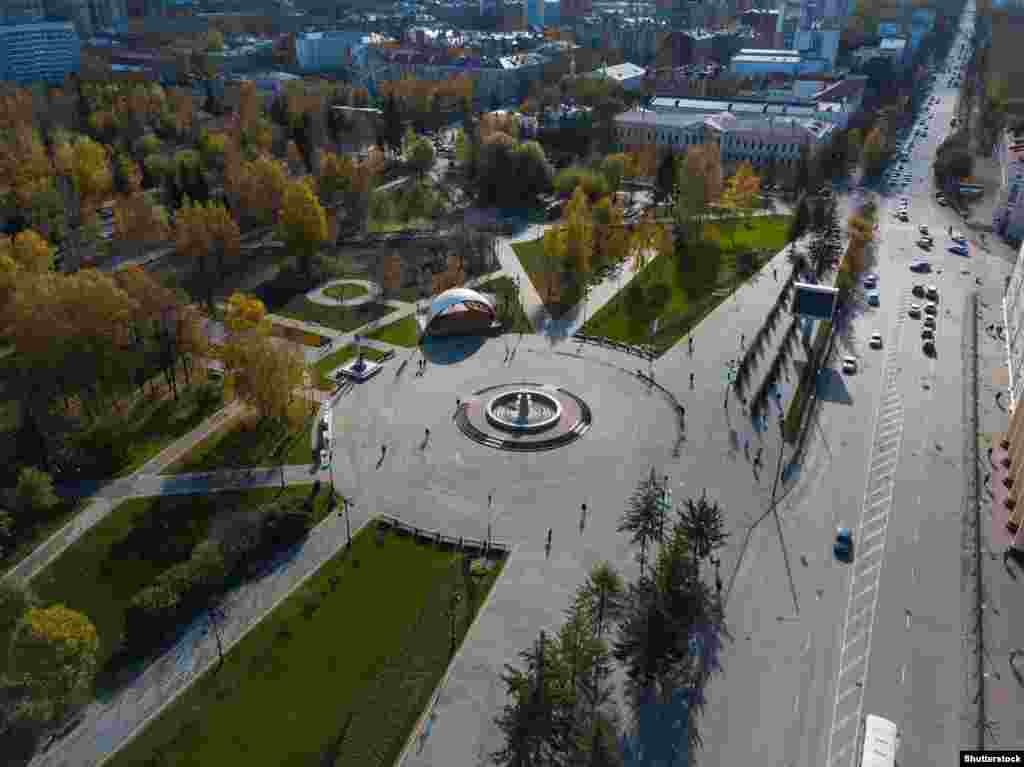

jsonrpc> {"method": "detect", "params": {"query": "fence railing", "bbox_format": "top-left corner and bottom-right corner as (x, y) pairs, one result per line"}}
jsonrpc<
(375, 514), (511, 557)
(570, 333), (658, 361)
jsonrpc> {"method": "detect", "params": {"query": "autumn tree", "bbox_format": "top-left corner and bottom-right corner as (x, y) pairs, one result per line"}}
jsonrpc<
(861, 123), (888, 177)
(112, 191), (170, 261)
(316, 149), (356, 205)
(5, 604), (99, 729)
(720, 162), (761, 246)
(674, 143), (723, 244)
(2, 125), (53, 212)
(0, 229), (52, 274)
(380, 252), (403, 298)
(226, 153), (287, 230)
(432, 253), (467, 295)
(278, 177), (328, 278)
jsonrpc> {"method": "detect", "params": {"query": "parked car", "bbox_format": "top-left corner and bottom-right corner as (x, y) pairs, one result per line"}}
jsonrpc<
(864, 274), (878, 289)
(924, 302), (938, 315)
(926, 284), (939, 300)
(867, 290), (880, 306)
(842, 356), (858, 374)
(950, 245), (969, 256)
(909, 303), (922, 317)
(924, 339), (936, 356)
(912, 283), (926, 297)
(922, 328), (935, 341)
(910, 260), (931, 273)
(870, 332), (883, 349)
(924, 316), (936, 330)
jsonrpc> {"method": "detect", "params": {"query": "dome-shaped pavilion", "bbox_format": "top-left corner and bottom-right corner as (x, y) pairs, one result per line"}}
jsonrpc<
(423, 287), (499, 337)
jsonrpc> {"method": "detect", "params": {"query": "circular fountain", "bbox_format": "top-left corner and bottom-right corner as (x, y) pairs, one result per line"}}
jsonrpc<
(456, 382), (592, 452)
(485, 389), (563, 434)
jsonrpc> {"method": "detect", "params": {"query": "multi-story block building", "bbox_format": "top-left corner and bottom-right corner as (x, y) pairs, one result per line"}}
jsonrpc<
(0, 19), (80, 84)
(994, 129), (1024, 241)
(295, 30), (372, 72)
(614, 104), (835, 170)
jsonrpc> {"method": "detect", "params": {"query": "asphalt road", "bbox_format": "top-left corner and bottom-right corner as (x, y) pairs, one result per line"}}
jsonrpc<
(700, 8), (985, 767)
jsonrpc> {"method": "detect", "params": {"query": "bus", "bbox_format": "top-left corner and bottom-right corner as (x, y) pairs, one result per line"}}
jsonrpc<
(859, 715), (900, 767)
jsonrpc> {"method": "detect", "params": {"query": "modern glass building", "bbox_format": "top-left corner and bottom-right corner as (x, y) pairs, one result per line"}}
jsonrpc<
(0, 20), (80, 84)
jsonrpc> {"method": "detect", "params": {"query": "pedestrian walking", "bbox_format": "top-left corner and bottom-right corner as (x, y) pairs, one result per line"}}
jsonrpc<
(740, 333), (745, 348)
(425, 427), (430, 441)
(773, 267), (777, 281)
(456, 397), (462, 410)
(690, 372), (695, 388)
(755, 447), (763, 466)
(984, 472), (991, 486)
(488, 492), (493, 508)
(679, 404), (686, 420)
(744, 439), (750, 458)
(989, 446), (995, 464)
(546, 527), (553, 550)
(688, 337), (694, 356)
(381, 444), (387, 458)
(996, 391), (1004, 406)
(580, 503), (587, 531)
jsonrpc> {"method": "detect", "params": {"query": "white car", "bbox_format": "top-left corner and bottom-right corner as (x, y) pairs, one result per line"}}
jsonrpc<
(919, 225), (930, 235)
(320, 448), (331, 469)
(908, 303), (921, 317)
(952, 230), (965, 242)
(864, 274), (878, 289)
(842, 356), (858, 374)
(869, 332), (883, 349)
(926, 284), (939, 300)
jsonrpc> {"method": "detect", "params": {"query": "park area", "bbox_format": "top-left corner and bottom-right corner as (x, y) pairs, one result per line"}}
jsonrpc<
(366, 314), (420, 347)
(475, 275), (535, 334)
(312, 345), (390, 391)
(582, 215), (791, 352)
(105, 522), (504, 767)
(9, 486), (336, 696)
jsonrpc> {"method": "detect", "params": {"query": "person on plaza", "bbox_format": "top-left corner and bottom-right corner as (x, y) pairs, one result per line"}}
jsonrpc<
(688, 337), (694, 355)
(546, 527), (553, 550)
(425, 427), (430, 442)
(690, 372), (695, 388)
(580, 503), (587, 531)
(740, 333), (745, 348)
(755, 447), (763, 466)
(381, 444), (387, 458)
(773, 267), (777, 281)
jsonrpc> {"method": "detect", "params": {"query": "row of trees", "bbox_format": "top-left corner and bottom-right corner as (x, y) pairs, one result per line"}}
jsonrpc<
(493, 471), (729, 765)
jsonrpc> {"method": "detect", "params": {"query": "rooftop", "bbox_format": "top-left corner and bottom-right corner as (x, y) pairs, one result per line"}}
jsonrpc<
(615, 108), (706, 128)
(737, 48), (800, 57)
(586, 61), (647, 81)
(880, 36), (907, 50)
(732, 54), (802, 64)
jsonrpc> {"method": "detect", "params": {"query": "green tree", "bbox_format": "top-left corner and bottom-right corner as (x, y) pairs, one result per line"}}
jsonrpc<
(677, 492), (728, 573)
(13, 467), (59, 523)
(617, 467), (666, 577)
(406, 133), (436, 178)
(655, 151), (677, 205)
(601, 153), (628, 196)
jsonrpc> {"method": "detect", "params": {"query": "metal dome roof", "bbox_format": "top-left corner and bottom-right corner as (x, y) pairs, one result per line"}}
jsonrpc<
(426, 287), (496, 326)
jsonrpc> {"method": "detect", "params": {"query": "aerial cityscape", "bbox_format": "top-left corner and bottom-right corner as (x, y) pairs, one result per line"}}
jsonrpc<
(0, 0), (1018, 763)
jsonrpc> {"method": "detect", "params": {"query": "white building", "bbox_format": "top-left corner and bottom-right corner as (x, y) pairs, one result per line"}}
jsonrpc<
(584, 61), (646, 92)
(0, 20), (80, 84)
(730, 48), (808, 76)
(614, 107), (835, 169)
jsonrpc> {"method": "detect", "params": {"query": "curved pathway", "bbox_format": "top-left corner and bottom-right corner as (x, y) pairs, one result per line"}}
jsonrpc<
(305, 278), (381, 308)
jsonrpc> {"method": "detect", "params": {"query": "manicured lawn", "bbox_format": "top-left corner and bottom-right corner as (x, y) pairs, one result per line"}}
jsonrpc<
(107, 524), (505, 767)
(366, 314), (419, 347)
(274, 296), (394, 334)
(312, 345), (389, 391)
(324, 283), (369, 301)
(21, 486), (331, 686)
(511, 236), (550, 299)
(163, 409), (320, 475)
(583, 215), (791, 353)
(475, 275), (534, 333)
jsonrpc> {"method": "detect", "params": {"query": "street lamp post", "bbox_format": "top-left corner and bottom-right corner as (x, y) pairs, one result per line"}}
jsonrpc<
(770, 415), (799, 615)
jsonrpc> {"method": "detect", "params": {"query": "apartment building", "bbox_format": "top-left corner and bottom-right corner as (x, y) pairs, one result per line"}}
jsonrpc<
(0, 19), (80, 84)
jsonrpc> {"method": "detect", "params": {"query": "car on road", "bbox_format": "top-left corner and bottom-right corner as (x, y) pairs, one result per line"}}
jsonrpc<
(937, 196), (948, 206)
(924, 301), (938, 315)
(926, 284), (938, 300)
(922, 328), (935, 341)
(864, 274), (878, 289)
(952, 230), (965, 242)
(842, 356), (858, 374)
(866, 290), (880, 306)
(870, 331), (883, 348)
(950, 245), (969, 256)
(909, 303), (922, 317)
(919, 225), (930, 235)
(924, 316), (936, 330)
(910, 260), (931, 273)
(924, 339), (936, 356)
(917, 238), (933, 249)
(320, 449), (331, 469)
(834, 527), (853, 561)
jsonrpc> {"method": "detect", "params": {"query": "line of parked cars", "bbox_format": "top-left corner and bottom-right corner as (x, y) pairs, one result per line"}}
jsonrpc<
(909, 283), (939, 356)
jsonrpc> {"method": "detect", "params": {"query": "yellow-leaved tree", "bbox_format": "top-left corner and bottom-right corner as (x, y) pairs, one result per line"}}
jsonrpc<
(6, 604), (99, 729)
(278, 177), (328, 278)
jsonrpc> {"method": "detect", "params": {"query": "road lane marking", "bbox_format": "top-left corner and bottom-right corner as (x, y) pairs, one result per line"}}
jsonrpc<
(832, 713), (859, 736)
(850, 604), (872, 626)
(861, 526), (886, 545)
(855, 560), (883, 581)
(899, 664), (906, 684)
(843, 631), (868, 654)
(852, 583), (876, 602)
(859, 541), (887, 561)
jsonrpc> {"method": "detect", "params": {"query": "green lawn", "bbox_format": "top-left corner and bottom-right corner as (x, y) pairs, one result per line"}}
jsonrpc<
(511, 236), (551, 303)
(475, 275), (534, 333)
(582, 215), (791, 353)
(0, 499), (83, 579)
(107, 523), (504, 767)
(312, 345), (389, 391)
(323, 283), (369, 301)
(366, 314), (419, 347)
(20, 486), (331, 687)
(163, 410), (319, 475)
(273, 296), (394, 335)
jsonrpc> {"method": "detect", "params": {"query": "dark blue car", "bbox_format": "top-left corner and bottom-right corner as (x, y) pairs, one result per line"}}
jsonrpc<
(834, 527), (853, 561)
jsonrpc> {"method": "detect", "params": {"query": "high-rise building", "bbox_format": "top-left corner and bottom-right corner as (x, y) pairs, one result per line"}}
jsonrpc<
(524, 0), (543, 26)
(480, 0), (504, 17)
(0, 19), (80, 84)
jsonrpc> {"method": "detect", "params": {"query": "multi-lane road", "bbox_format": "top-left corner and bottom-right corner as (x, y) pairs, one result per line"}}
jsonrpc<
(702, 6), (992, 766)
